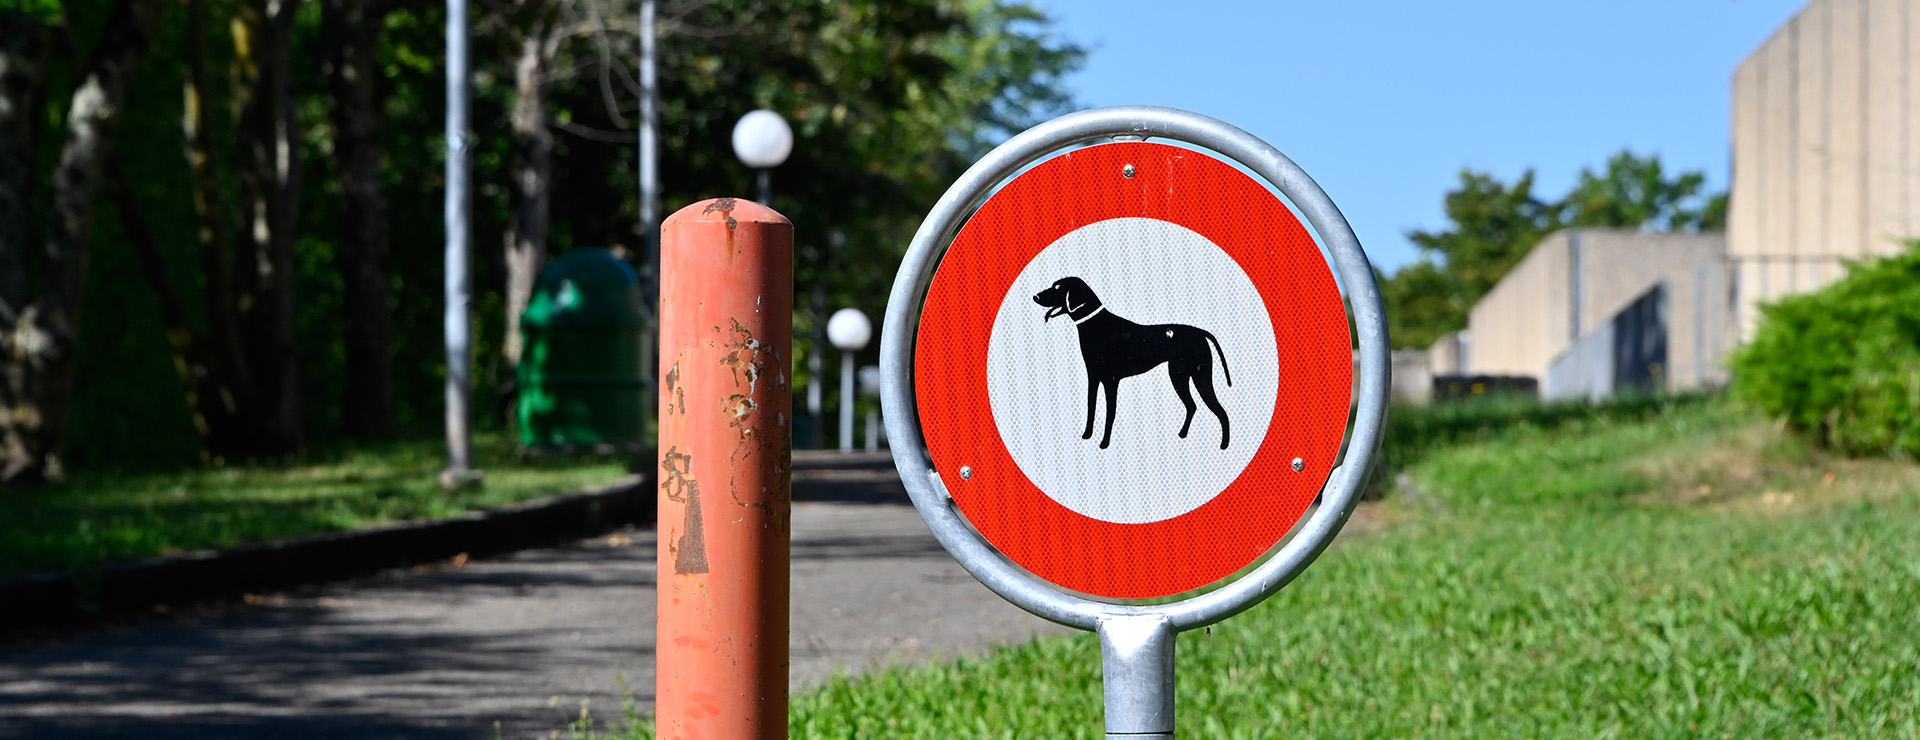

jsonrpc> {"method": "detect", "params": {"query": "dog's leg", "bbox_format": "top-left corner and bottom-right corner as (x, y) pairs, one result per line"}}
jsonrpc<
(1099, 378), (1121, 449)
(1082, 376), (1099, 441)
(1193, 365), (1230, 450)
(1169, 367), (1197, 439)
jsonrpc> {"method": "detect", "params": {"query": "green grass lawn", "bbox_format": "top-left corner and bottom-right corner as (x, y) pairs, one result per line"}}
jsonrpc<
(0, 434), (631, 580)
(566, 399), (1920, 738)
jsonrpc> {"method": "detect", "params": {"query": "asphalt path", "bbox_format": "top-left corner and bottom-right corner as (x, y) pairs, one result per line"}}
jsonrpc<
(0, 454), (1067, 739)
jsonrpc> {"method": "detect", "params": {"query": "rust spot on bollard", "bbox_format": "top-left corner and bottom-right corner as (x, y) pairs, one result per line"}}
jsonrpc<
(664, 360), (685, 415)
(716, 316), (792, 532)
(661, 447), (709, 574)
(657, 197), (792, 740)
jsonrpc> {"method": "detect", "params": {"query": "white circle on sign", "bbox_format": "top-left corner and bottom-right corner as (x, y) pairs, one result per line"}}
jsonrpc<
(985, 217), (1279, 524)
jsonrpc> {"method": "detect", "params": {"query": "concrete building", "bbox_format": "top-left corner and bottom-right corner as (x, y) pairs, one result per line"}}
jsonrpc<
(1458, 229), (1730, 394)
(1730, 0), (1920, 338)
(1389, 331), (1463, 405)
(1399, 0), (1920, 403)
(1427, 331), (1468, 376)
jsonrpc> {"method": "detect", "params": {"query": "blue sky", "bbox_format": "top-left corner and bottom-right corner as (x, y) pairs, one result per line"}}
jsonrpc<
(1030, 0), (1808, 272)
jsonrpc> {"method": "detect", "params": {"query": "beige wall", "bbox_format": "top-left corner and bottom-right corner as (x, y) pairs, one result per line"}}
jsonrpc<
(1730, 0), (1920, 338)
(1465, 229), (1729, 389)
(1426, 331), (1468, 375)
(1389, 350), (1432, 404)
(1467, 232), (1571, 379)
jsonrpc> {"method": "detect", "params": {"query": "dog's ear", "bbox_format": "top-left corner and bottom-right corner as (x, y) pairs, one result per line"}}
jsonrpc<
(1039, 281), (1065, 321)
(1061, 282), (1080, 313)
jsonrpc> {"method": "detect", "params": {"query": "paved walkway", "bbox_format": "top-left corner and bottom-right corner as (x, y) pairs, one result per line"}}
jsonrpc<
(0, 457), (1066, 739)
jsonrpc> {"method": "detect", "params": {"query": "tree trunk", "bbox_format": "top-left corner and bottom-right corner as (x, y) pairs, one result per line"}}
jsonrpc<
(171, 0), (262, 459)
(0, 11), (47, 313)
(0, 10), (51, 483)
(0, 0), (163, 484)
(323, 0), (397, 440)
(503, 20), (554, 369)
(180, 0), (256, 453)
(229, 0), (305, 456)
(106, 159), (237, 448)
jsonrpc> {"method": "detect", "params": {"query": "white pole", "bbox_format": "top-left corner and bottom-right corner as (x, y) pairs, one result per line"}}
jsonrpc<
(637, 0), (659, 451)
(442, 0), (476, 486)
(839, 352), (855, 452)
(638, 0), (658, 269)
(824, 305), (869, 454)
(807, 349), (822, 448)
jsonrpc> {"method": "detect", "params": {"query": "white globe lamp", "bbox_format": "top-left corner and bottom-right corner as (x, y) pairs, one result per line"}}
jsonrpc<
(731, 109), (792, 168)
(732, 110), (792, 207)
(826, 308), (871, 452)
(827, 308), (872, 351)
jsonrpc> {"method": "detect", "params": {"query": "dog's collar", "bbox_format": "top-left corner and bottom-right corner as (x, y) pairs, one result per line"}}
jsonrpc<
(1070, 306), (1106, 324)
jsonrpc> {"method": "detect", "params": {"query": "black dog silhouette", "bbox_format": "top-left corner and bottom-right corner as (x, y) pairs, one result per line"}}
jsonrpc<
(1032, 276), (1232, 450)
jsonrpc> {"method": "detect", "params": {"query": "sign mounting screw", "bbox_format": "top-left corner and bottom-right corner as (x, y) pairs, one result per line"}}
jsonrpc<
(1122, 164), (1136, 179)
(960, 466), (973, 480)
(1291, 458), (1304, 472)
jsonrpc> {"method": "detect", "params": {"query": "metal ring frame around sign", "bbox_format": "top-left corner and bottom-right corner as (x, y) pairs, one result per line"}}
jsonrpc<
(880, 106), (1389, 634)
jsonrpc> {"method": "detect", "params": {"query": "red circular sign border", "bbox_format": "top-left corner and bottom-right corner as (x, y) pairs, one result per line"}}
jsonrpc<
(914, 141), (1352, 599)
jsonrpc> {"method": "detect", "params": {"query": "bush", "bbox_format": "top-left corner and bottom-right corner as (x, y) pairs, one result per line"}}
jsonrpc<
(1730, 242), (1920, 458)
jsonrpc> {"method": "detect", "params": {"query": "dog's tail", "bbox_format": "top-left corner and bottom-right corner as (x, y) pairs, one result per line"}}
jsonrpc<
(1203, 330), (1232, 387)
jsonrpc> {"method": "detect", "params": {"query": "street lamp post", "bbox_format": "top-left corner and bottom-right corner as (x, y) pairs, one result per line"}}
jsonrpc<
(826, 308), (871, 453)
(857, 365), (883, 451)
(638, 0), (658, 267)
(807, 229), (845, 449)
(440, 0), (481, 490)
(731, 109), (792, 207)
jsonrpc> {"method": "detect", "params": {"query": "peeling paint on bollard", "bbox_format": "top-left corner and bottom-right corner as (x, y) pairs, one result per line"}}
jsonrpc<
(657, 197), (792, 740)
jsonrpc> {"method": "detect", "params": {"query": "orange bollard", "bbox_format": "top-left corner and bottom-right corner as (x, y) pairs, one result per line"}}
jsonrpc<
(656, 198), (793, 740)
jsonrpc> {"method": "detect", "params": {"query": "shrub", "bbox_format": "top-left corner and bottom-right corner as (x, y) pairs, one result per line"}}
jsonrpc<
(1730, 242), (1920, 458)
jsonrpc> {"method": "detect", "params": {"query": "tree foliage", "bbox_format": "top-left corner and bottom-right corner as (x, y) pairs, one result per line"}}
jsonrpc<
(1392, 170), (1562, 349)
(1383, 150), (1727, 350)
(0, 0), (1084, 478)
(1565, 150), (1727, 232)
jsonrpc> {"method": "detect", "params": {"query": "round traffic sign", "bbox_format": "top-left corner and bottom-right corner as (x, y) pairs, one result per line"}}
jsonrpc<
(914, 141), (1352, 599)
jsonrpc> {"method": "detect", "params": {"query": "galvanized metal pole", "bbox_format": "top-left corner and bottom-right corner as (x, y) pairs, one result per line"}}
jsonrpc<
(441, 0), (477, 487)
(635, 0), (660, 460)
(838, 352), (855, 452)
(756, 169), (772, 210)
(806, 345), (822, 448)
(806, 232), (842, 450)
(638, 0), (659, 286)
(657, 197), (793, 740)
(1099, 615), (1177, 739)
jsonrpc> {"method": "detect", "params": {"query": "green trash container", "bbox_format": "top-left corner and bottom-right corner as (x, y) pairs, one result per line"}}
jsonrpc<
(517, 249), (651, 450)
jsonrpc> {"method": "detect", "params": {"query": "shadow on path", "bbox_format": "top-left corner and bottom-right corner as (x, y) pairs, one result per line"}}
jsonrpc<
(4, 715), (481, 740)
(2, 534), (658, 740)
(0, 467), (1062, 740)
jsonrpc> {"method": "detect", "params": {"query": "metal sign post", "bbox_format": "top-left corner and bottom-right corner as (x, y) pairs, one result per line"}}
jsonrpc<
(881, 107), (1389, 738)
